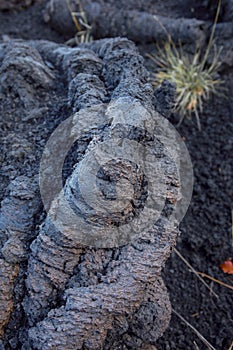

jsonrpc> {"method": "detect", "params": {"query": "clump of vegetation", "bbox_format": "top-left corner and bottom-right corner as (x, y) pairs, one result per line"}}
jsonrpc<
(148, 0), (223, 130)
(66, 0), (93, 44)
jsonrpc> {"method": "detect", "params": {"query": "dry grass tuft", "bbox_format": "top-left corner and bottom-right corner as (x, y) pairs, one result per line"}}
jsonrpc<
(66, 0), (93, 44)
(148, 0), (223, 130)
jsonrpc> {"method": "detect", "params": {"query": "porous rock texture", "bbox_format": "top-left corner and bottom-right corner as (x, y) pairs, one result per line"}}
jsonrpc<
(0, 37), (179, 349)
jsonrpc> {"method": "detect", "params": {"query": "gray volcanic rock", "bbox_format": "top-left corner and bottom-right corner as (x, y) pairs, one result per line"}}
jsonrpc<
(43, 0), (233, 68)
(44, 0), (207, 47)
(0, 37), (179, 349)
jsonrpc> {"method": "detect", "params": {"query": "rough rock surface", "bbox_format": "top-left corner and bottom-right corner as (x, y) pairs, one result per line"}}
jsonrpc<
(0, 260), (19, 338)
(0, 37), (179, 349)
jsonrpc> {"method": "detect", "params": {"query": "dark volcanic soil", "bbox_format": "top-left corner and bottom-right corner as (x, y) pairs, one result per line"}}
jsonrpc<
(156, 77), (233, 350)
(0, 1), (232, 349)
